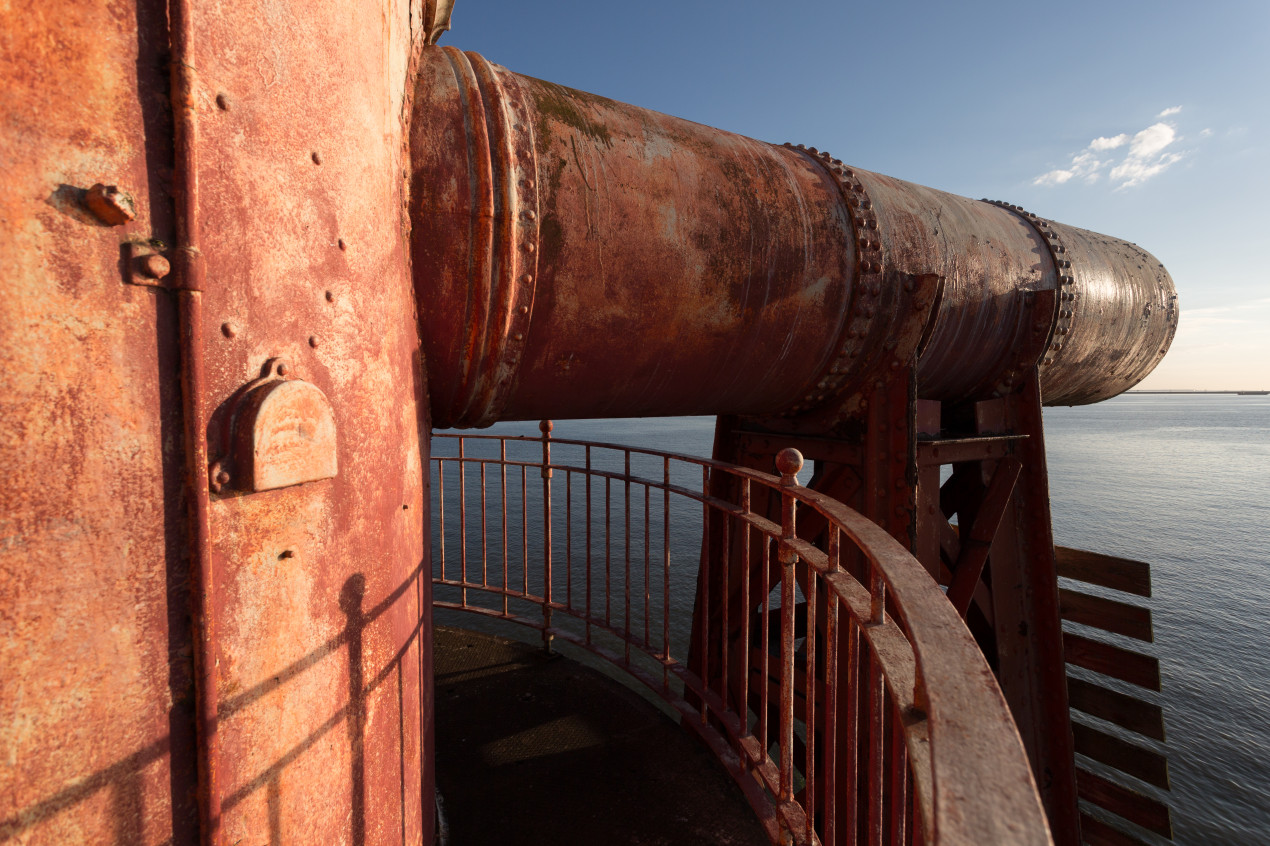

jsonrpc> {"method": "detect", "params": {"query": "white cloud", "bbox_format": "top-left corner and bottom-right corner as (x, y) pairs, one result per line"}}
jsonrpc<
(1032, 113), (1187, 189)
(1109, 123), (1184, 188)
(1034, 169), (1074, 186)
(1201, 128), (1213, 137)
(1089, 134), (1129, 151)
(1128, 123), (1176, 158)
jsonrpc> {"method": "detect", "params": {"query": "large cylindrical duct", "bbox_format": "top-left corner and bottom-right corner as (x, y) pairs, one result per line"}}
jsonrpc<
(409, 47), (1177, 428)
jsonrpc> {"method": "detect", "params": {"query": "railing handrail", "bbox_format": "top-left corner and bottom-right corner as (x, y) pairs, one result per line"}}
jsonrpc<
(780, 483), (1050, 845)
(430, 430), (1051, 845)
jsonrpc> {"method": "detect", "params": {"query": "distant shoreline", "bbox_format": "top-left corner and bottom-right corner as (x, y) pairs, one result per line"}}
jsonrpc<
(1127, 390), (1269, 395)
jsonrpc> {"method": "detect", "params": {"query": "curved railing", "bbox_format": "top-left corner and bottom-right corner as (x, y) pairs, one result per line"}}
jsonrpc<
(430, 425), (1051, 845)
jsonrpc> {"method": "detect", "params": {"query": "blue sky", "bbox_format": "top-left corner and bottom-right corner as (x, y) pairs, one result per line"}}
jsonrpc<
(444, 1), (1269, 390)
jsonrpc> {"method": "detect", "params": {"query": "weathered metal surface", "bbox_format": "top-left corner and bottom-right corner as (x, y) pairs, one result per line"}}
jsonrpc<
(411, 47), (858, 427)
(411, 49), (1177, 427)
(231, 367), (340, 493)
(0, 1), (197, 843)
(1037, 221), (1178, 405)
(189, 0), (432, 840)
(2, 0), (433, 844)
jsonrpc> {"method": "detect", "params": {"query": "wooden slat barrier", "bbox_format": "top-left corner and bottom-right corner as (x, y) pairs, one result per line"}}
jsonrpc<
(1066, 676), (1166, 742)
(1056, 546), (1174, 844)
(1059, 588), (1154, 642)
(1076, 769), (1173, 838)
(1079, 812), (1154, 846)
(1057, 547), (1152, 597)
(1063, 632), (1161, 691)
(1072, 722), (1169, 789)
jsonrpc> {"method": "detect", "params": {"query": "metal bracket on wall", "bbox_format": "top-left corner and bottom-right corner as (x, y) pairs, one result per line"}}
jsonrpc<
(217, 358), (339, 493)
(122, 240), (174, 288)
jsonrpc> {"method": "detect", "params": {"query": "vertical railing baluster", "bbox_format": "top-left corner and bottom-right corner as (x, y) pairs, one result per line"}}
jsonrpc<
(824, 527), (841, 846)
(605, 475), (612, 629)
(699, 464), (710, 725)
(868, 654), (885, 846)
(760, 533), (771, 758)
(501, 439), (508, 616)
(806, 559), (818, 844)
(459, 437), (467, 606)
(643, 482), (650, 650)
(586, 445), (592, 645)
(541, 421), (554, 654)
(720, 503), (730, 719)
(777, 449), (802, 802)
(480, 460), (487, 588)
(521, 464), (528, 599)
(662, 456), (670, 690)
(624, 450), (631, 665)
(844, 614), (861, 842)
(739, 478), (751, 740)
(437, 460), (446, 582)
(888, 699), (908, 845)
(566, 468), (573, 613)
(870, 569), (886, 627)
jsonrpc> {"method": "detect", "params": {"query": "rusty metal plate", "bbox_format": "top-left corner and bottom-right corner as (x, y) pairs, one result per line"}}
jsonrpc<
(233, 375), (339, 492)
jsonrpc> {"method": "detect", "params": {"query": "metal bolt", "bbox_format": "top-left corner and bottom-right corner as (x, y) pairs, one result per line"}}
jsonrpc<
(521, 179), (534, 189)
(215, 92), (231, 110)
(215, 469), (230, 486)
(279, 549), (295, 559)
(337, 238), (347, 251)
(221, 322), (237, 338)
(325, 290), (335, 303)
(523, 210), (536, 221)
(311, 151), (322, 165)
(85, 183), (135, 225)
(140, 254), (170, 279)
(514, 332), (524, 341)
(308, 336), (319, 348)
(276, 362), (289, 376)
(522, 242), (535, 253)
(518, 305), (529, 314)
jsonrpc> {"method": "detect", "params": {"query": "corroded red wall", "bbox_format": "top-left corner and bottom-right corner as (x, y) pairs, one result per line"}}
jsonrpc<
(0, 0), (434, 843)
(0, 0), (197, 841)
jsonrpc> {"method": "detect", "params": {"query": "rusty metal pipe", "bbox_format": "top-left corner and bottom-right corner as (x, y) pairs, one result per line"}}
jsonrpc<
(169, 0), (220, 838)
(409, 47), (1177, 427)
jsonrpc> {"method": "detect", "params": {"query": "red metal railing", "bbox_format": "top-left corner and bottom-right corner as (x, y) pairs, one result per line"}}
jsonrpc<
(430, 424), (1050, 845)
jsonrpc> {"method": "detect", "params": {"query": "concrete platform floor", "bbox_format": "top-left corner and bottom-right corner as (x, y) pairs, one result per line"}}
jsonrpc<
(433, 625), (770, 845)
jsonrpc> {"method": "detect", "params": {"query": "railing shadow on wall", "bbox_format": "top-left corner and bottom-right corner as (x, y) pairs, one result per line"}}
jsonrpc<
(0, 564), (428, 846)
(430, 423), (1053, 846)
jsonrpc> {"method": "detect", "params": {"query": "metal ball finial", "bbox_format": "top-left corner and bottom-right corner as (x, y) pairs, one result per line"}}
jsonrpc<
(539, 419), (553, 435)
(775, 448), (803, 484)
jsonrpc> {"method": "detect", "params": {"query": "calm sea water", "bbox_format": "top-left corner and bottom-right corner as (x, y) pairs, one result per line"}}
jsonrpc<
(434, 395), (1269, 844)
